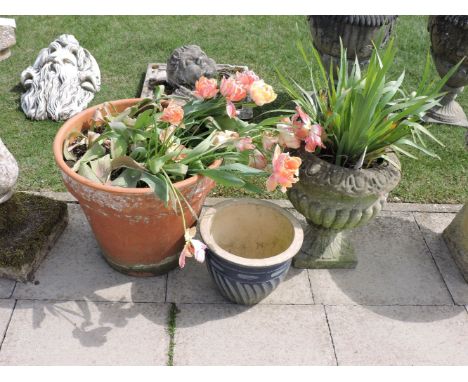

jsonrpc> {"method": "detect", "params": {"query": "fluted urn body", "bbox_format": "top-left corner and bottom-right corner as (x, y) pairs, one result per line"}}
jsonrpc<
(287, 149), (401, 268)
(307, 15), (397, 69)
(0, 139), (19, 204)
(425, 16), (468, 127)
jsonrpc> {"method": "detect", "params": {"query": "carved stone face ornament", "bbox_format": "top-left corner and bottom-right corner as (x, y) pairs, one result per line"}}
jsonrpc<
(166, 45), (217, 89)
(20, 34), (101, 121)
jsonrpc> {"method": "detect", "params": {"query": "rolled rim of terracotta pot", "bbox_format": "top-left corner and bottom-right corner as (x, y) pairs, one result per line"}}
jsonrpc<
(53, 98), (221, 195)
(199, 198), (304, 268)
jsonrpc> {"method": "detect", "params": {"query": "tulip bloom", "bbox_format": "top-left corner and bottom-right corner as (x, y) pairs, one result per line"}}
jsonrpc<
(226, 100), (238, 119)
(235, 70), (259, 91)
(304, 124), (326, 153)
(249, 149), (268, 170)
(194, 76), (219, 99)
(266, 145), (302, 193)
(262, 132), (279, 151)
(160, 101), (184, 126)
(179, 227), (207, 268)
(212, 130), (240, 146)
(220, 76), (247, 102)
(249, 80), (277, 106)
(291, 106), (311, 140)
(277, 124), (301, 149)
(235, 137), (256, 152)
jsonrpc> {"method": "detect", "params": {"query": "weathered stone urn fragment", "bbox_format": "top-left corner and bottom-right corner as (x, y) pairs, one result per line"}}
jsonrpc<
(425, 16), (468, 127)
(0, 18), (16, 61)
(0, 139), (18, 204)
(307, 15), (397, 69)
(287, 149), (401, 269)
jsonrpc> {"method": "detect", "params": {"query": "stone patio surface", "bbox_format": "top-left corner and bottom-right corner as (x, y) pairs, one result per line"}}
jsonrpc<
(0, 193), (467, 365)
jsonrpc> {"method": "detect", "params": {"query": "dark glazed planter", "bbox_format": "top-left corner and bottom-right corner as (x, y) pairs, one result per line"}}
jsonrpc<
(287, 148), (401, 269)
(307, 15), (397, 69)
(425, 16), (468, 127)
(200, 199), (304, 305)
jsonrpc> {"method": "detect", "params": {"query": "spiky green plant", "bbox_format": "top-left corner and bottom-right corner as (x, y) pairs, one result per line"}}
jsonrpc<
(277, 37), (462, 169)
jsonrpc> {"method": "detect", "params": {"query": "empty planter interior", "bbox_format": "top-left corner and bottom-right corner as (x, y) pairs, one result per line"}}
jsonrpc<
(200, 199), (303, 305)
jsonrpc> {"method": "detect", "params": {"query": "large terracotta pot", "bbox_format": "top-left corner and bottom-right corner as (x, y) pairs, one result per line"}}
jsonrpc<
(287, 148), (401, 269)
(53, 98), (219, 276)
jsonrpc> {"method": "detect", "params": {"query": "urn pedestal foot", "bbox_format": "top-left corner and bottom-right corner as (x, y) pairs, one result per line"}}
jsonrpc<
(424, 86), (468, 128)
(293, 223), (357, 269)
(0, 48), (11, 61)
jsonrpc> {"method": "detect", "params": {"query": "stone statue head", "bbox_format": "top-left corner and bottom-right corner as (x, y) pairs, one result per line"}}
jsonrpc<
(166, 45), (217, 89)
(20, 34), (101, 121)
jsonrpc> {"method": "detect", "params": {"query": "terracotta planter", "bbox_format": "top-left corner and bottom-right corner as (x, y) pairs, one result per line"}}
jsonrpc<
(200, 199), (304, 305)
(53, 98), (219, 276)
(287, 148), (401, 269)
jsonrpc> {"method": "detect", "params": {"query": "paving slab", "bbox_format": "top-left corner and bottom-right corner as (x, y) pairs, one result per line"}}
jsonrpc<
(0, 279), (15, 299)
(326, 305), (468, 365)
(167, 260), (313, 304)
(414, 212), (468, 305)
(384, 203), (462, 213)
(0, 300), (170, 365)
(0, 300), (15, 346)
(304, 211), (453, 305)
(174, 304), (335, 365)
(13, 205), (166, 303)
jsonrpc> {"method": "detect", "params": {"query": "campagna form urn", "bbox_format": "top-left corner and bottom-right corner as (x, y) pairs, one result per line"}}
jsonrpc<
(307, 15), (398, 69)
(424, 16), (468, 127)
(287, 148), (401, 269)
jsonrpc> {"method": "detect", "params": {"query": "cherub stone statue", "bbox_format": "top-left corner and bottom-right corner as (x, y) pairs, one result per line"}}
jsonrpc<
(166, 45), (217, 91)
(20, 34), (101, 121)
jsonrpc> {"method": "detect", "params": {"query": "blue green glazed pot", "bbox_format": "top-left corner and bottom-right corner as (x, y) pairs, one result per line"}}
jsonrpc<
(200, 199), (304, 305)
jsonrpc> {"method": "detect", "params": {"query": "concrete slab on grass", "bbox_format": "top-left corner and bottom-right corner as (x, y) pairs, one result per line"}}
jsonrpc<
(306, 211), (453, 305)
(13, 205), (166, 303)
(0, 300), (170, 365)
(174, 304), (335, 365)
(414, 212), (468, 305)
(167, 260), (313, 304)
(326, 305), (468, 365)
(0, 299), (15, 345)
(0, 279), (15, 299)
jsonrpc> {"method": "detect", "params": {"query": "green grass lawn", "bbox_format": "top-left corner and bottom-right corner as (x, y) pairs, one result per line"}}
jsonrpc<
(0, 15), (466, 203)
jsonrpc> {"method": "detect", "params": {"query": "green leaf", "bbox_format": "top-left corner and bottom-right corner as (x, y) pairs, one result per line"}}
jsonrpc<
(90, 154), (112, 184)
(196, 169), (246, 187)
(109, 121), (128, 132)
(111, 137), (128, 159)
(78, 162), (102, 184)
(111, 156), (146, 171)
(72, 143), (105, 172)
(164, 163), (189, 177)
(130, 146), (147, 161)
(218, 163), (267, 176)
(243, 182), (264, 193)
(134, 109), (153, 130)
(140, 172), (169, 203)
(111, 168), (142, 188)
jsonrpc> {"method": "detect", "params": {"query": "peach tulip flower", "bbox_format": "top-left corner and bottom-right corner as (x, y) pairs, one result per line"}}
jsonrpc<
(179, 227), (207, 268)
(248, 149), (268, 170)
(266, 145), (302, 193)
(291, 106), (311, 140)
(220, 76), (247, 102)
(235, 70), (260, 91)
(194, 76), (219, 99)
(262, 132), (279, 151)
(277, 124), (301, 149)
(304, 124), (326, 153)
(160, 100), (184, 126)
(212, 130), (240, 146)
(235, 137), (256, 152)
(226, 100), (238, 118)
(249, 80), (277, 106)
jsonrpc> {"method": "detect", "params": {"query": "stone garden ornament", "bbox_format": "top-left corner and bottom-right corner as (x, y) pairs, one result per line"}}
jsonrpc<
(0, 18), (16, 61)
(0, 139), (19, 204)
(20, 34), (101, 121)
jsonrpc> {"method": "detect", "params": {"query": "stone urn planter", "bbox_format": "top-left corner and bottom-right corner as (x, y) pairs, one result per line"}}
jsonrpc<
(287, 148), (401, 269)
(307, 15), (397, 69)
(200, 199), (304, 305)
(53, 98), (219, 277)
(424, 16), (468, 127)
